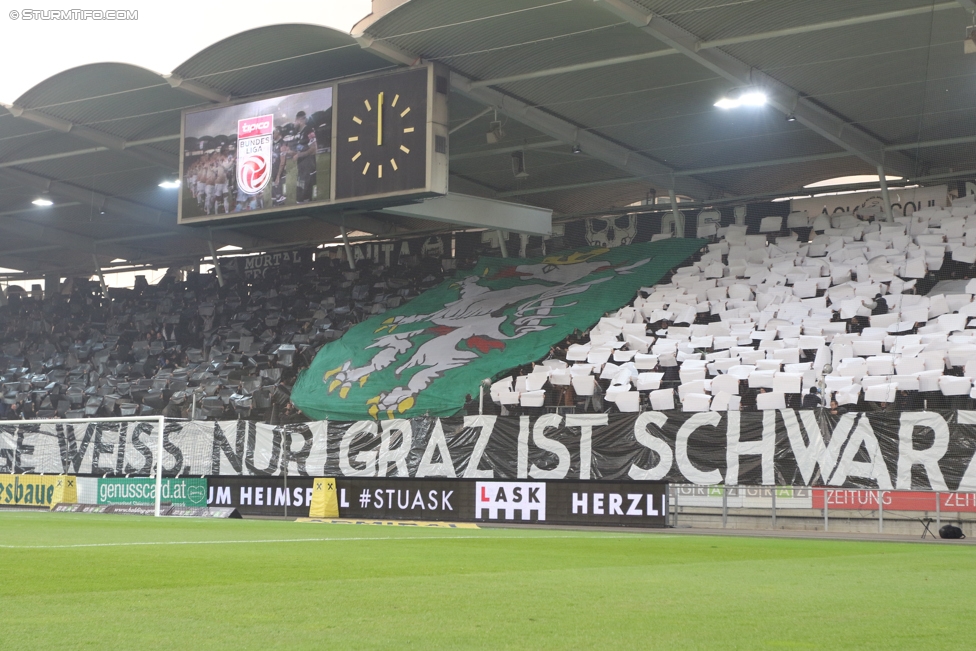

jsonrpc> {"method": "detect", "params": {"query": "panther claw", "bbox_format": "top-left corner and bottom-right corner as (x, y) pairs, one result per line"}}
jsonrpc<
(366, 394), (415, 419)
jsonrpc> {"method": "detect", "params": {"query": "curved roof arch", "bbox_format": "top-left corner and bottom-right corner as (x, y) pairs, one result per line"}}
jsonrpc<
(171, 23), (391, 99)
(1, 2), (975, 278)
(15, 62), (168, 110)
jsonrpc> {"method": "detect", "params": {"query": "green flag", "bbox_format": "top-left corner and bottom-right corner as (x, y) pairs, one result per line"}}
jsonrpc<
(292, 239), (704, 420)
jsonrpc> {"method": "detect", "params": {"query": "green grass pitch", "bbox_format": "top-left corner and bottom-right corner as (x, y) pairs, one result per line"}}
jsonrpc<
(1, 512), (974, 650)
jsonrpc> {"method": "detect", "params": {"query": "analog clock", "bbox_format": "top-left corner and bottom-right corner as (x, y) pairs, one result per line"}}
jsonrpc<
(334, 68), (429, 200)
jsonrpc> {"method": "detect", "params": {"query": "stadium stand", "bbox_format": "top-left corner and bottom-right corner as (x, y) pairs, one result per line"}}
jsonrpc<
(0, 252), (451, 422)
(8, 198), (976, 423)
(490, 202), (976, 416)
(8, 196), (976, 424)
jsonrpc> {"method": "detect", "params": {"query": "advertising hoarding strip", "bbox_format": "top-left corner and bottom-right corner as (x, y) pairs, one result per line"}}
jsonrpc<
(95, 478), (208, 507)
(0, 474), (75, 509)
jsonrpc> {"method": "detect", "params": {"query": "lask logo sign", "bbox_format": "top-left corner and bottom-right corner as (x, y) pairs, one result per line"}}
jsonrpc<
(476, 482), (545, 521)
(236, 114), (273, 194)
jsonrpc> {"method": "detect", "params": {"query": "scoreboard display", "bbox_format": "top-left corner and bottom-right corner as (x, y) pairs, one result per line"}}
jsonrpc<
(178, 64), (448, 225)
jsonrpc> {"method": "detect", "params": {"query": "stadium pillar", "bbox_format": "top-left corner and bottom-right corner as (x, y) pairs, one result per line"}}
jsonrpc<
(669, 190), (685, 238)
(44, 274), (60, 299)
(207, 237), (224, 288)
(877, 165), (893, 222)
(91, 255), (107, 295)
(497, 231), (509, 258)
(340, 224), (356, 271)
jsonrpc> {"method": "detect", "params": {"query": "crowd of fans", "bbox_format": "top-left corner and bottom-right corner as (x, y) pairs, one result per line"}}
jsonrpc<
(0, 252), (452, 423)
(5, 197), (976, 424)
(489, 201), (976, 416)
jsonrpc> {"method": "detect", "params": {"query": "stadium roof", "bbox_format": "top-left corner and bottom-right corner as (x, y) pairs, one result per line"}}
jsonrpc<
(2, 1), (975, 277)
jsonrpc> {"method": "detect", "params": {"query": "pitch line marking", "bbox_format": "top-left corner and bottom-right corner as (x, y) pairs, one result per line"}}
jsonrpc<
(0, 534), (668, 550)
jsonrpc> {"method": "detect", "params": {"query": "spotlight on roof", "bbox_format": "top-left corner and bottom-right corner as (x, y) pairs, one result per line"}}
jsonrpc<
(714, 88), (767, 110)
(31, 197), (53, 207)
(786, 113), (797, 122)
(966, 25), (976, 54)
(572, 143), (582, 154)
(158, 180), (180, 189)
(486, 108), (505, 144)
(511, 151), (529, 179)
(486, 120), (505, 144)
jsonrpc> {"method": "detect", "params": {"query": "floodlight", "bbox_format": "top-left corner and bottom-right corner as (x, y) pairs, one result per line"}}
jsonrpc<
(739, 91), (767, 106)
(715, 88), (767, 110)
(714, 97), (740, 110)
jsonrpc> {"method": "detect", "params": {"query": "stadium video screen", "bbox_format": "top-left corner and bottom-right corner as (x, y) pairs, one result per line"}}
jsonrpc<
(180, 87), (333, 223)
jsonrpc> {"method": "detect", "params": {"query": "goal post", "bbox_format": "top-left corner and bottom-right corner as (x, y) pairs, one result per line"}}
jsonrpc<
(0, 415), (168, 516)
(155, 415), (165, 517)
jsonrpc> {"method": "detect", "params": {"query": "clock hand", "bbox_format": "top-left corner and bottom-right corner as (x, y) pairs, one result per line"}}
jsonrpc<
(377, 91), (384, 147)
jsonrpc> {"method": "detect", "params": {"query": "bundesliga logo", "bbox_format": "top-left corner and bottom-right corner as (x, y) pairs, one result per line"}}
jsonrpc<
(236, 114), (274, 195)
(238, 155), (269, 195)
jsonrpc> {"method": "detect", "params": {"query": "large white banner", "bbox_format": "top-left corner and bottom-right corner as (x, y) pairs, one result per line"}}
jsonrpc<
(4, 411), (976, 491)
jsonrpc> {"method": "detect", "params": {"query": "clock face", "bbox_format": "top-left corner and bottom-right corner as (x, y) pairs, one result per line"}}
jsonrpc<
(334, 68), (429, 200)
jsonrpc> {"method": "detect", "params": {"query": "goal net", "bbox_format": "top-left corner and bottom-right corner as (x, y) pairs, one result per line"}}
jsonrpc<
(0, 416), (214, 516)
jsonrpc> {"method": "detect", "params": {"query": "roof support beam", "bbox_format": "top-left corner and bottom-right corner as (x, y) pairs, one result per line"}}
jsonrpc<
(0, 168), (260, 251)
(699, 2), (959, 50)
(0, 133), (553, 169)
(0, 135), (179, 169)
(7, 125), (964, 183)
(466, 3), (961, 89)
(496, 176), (637, 198)
(0, 207), (153, 263)
(1, 103), (174, 169)
(317, 212), (396, 236)
(675, 151), (853, 176)
(495, 149), (862, 197)
(353, 33), (725, 200)
(469, 49), (678, 88)
(449, 107), (493, 135)
(593, 0), (916, 179)
(162, 74), (232, 104)
(381, 193), (552, 235)
(451, 74), (724, 199)
(887, 134), (976, 152)
(451, 140), (564, 161)
(0, 245), (69, 273)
